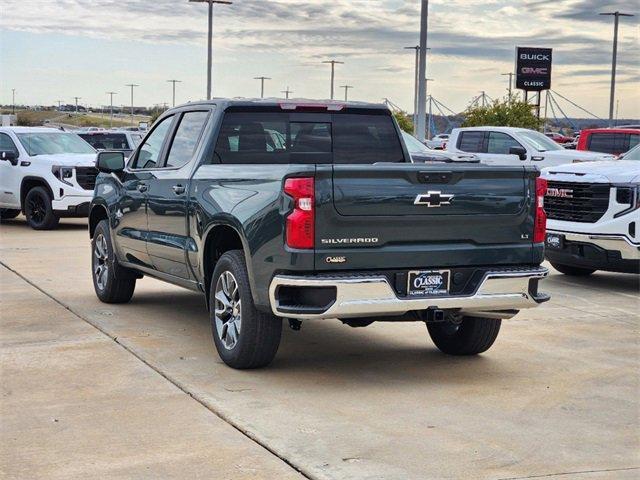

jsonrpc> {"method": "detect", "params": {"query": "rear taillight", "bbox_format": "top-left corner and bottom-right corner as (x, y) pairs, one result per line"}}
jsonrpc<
(284, 177), (315, 249)
(534, 177), (547, 243)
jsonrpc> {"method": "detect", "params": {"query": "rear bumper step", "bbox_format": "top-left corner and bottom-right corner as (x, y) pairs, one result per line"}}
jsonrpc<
(269, 267), (549, 320)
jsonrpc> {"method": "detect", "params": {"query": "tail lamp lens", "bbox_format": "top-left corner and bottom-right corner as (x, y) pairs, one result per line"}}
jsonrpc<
(534, 177), (547, 244)
(284, 177), (315, 249)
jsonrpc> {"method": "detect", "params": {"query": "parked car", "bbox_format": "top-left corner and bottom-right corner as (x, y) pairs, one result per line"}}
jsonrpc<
(78, 130), (143, 158)
(564, 133), (580, 150)
(402, 131), (478, 163)
(577, 128), (640, 156)
(542, 154), (639, 275)
(0, 127), (97, 229)
(544, 132), (574, 144)
(424, 133), (449, 150)
(88, 99), (550, 369)
(447, 127), (615, 167)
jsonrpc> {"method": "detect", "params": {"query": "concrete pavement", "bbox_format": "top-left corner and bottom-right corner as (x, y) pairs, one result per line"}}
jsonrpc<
(1, 216), (639, 479)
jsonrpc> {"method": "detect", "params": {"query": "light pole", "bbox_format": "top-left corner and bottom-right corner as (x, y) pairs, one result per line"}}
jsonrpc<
(189, 0), (232, 100)
(12, 89), (16, 114)
(501, 72), (514, 99)
(125, 84), (139, 126)
(322, 60), (344, 100)
(281, 86), (293, 99)
(106, 92), (117, 128)
(404, 45), (420, 132)
(254, 76), (271, 98)
(340, 85), (354, 102)
(416, 0), (429, 141)
(167, 79), (181, 107)
(599, 11), (634, 127)
(55, 100), (63, 110)
(73, 96), (81, 114)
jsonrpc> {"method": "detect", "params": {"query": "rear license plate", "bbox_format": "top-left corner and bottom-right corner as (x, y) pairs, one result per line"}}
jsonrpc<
(546, 233), (564, 250)
(407, 270), (450, 297)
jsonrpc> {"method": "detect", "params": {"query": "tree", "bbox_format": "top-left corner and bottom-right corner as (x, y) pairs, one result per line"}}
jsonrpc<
(462, 95), (541, 130)
(393, 110), (414, 134)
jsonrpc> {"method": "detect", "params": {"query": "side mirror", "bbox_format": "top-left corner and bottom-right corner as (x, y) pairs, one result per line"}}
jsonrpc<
(509, 146), (528, 161)
(96, 151), (125, 173)
(1, 150), (18, 166)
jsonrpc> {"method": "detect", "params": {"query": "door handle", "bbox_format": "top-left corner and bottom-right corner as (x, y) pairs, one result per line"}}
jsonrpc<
(172, 184), (186, 195)
(137, 183), (148, 193)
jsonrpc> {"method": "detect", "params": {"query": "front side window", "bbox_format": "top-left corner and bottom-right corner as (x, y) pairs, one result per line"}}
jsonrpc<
(0, 133), (19, 154)
(165, 111), (209, 168)
(131, 115), (174, 169)
(457, 131), (485, 153)
(16, 132), (96, 156)
(487, 132), (522, 154)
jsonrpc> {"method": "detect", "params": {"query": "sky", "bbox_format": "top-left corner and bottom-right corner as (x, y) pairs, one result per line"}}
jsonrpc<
(1, 0), (638, 119)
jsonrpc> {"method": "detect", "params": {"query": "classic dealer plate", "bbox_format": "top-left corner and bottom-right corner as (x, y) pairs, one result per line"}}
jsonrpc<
(546, 233), (564, 250)
(407, 270), (450, 297)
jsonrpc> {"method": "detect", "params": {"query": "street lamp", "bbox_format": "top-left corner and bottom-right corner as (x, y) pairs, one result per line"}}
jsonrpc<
(125, 84), (139, 126)
(106, 92), (117, 128)
(167, 79), (181, 107)
(322, 60), (344, 100)
(189, 0), (232, 100)
(281, 86), (293, 99)
(73, 96), (82, 114)
(501, 72), (514, 99)
(599, 11), (634, 127)
(12, 89), (16, 114)
(254, 76), (271, 98)
(416, 0), (430, 141)
(340, 85), (354, 102)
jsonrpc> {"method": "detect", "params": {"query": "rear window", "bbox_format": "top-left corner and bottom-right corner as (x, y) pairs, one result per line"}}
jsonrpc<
(212, 111), (404, 164)
(587, 132), (638, 155)
(79, 133), (130, 150)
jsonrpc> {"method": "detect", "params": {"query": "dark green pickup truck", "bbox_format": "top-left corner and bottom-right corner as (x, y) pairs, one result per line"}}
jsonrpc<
(89, 99), (549, 369)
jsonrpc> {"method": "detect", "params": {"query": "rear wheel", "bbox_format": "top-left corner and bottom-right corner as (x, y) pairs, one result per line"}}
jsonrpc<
(0, 209), (20, 221)
(427, 316), (501, 355)
(210, 250), (282, 369)
(550, 262), (595, 276)
(92, 219), (137, 303)
(24, 187), (59, 230)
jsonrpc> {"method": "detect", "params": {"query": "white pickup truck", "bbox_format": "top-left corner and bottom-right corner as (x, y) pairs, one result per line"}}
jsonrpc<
(0, 127), (98, 229)
(541, 144), (640, 275)
(446, 127), (614, 167)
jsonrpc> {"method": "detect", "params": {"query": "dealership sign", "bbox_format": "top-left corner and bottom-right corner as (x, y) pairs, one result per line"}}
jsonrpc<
(515, 47), (552, 91)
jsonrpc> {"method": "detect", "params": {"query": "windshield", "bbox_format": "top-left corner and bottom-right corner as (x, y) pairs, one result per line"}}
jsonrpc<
(518, 130), (563, 152)
(402, 131), (430, 154)
(621, 144), (640, 161)
(17, 132), (96, 156)
(78, 133), (130, 150)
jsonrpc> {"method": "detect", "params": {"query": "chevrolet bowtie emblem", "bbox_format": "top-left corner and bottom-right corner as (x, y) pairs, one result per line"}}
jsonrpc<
(414, 191), (454, 207)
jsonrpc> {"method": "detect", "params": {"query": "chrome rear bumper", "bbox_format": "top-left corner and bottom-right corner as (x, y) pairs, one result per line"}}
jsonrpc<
(269, 267), (549, 320)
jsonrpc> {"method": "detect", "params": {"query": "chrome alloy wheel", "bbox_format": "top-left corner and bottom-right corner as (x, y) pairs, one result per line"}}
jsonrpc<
(214, 271), (242, 350)
(93, 233), (109, 291)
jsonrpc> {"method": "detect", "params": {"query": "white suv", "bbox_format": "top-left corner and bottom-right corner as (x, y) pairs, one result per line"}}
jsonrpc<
(0, 127), (98, 229)
(447, 127), (614, 167)
(541, 148), (640, 275)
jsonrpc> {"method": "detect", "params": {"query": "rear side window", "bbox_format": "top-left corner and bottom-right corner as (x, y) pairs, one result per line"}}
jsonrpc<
(164, 111), (209, 168)
(78, 133), (129, 150)
(587, 133), (628, 155)
(458, 131), (485, 153)
(213, 111), (404, 164)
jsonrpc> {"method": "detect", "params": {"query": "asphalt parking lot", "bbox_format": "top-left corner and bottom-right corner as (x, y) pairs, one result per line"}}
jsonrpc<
(1, 217), (638, 480)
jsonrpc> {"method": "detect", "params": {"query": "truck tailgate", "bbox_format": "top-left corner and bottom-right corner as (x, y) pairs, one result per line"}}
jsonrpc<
(314, 164), (537, 270)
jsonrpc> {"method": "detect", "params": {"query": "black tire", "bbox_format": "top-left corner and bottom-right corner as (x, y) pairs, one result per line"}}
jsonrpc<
(24, 186), (59, 230)
(550, 262), (595, 276)
(210, 250), (282, 369)
(91, 219), (137, 303)
(427, 316), (501, 355)
(0, 209), (20, 221)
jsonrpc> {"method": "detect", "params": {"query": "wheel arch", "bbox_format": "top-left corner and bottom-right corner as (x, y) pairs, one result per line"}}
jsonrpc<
(89, 204), (109, 239)
(20, 176), (53, 212)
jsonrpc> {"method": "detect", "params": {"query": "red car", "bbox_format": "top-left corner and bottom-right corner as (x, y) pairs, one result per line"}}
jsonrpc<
(577, 128), (640, 156)
(544, 132), (574, 144)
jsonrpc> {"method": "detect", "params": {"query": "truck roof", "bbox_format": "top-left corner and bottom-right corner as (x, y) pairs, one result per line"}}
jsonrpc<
(0, 126), (67, 134)
(452, 126), (534, 134)
(170, 97), (389, 111)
